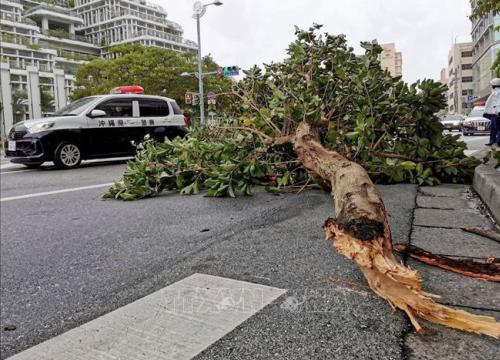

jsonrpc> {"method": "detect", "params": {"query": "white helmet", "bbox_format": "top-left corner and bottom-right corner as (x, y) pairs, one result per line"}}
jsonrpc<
(491, 78), (500, 87)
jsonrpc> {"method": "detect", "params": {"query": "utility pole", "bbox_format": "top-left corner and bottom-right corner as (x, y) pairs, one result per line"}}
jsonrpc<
(196, 14), (205, 125)
(192, 1), (223, 125)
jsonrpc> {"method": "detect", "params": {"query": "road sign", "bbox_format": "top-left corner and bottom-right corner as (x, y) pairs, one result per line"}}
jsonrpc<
(223, 66), (239, 77)
(467, 95), (475, 102)
(192, 93), (199, 106)
(216, 67), (224, 77)
(185, 92), (193, 104)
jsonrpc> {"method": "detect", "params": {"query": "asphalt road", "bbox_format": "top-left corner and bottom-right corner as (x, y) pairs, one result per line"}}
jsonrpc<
(450, 132), (489, 155)
(0, 157), (418, 359)
(0, 130), (489, 359)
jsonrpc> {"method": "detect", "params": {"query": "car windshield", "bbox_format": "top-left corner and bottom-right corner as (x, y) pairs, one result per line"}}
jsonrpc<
(52, 97), (98, 116)
(468, 108), (485, 118)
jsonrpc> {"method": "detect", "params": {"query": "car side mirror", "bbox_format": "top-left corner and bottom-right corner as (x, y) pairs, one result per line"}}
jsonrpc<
(88, 109), (106, 118)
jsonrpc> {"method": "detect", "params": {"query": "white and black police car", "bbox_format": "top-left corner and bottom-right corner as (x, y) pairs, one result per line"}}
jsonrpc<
(5, 86), (189, 169)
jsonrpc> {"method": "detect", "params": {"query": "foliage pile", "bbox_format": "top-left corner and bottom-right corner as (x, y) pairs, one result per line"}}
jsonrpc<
(105, 25), (480, 200)
(105, 126), (306, 200)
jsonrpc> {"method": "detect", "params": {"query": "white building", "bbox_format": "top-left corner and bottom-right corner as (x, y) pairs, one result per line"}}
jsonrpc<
(470, 0), (500, 102)
(0, 0), (196, 138)
(378, 43), (402, 77)
(446, 42), (474, 115)
(73, 0), (197, 54)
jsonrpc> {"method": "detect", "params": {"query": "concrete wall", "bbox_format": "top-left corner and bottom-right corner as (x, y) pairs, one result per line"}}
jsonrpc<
(0, 63), (14, 138)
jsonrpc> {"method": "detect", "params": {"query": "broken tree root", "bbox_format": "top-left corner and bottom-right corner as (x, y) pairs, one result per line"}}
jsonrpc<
(462, 227), (500, 244)
(293, 121), (500, 338)
(394, 244), (500, 282)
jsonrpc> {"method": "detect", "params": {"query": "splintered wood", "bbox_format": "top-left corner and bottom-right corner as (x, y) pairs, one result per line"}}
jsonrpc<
(293, 121), (500, 338)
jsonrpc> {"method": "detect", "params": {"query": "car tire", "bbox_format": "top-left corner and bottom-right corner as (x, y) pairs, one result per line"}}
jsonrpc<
(54, 142), (82, 169)
(24, 163), (42, 169)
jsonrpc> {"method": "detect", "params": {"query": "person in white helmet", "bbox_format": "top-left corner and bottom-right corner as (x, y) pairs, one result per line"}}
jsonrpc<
(484, 77), (500, 146)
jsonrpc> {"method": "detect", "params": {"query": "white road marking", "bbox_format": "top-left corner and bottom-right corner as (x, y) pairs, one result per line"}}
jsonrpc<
(0, 162), (19, 170)
(0, 169), (35, 175)
(0, 156), (132, 170)
(0, 183), (114, 202)
(9, 273), (286, 360)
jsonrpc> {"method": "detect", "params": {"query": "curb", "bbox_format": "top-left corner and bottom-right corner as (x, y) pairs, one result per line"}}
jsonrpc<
(473, 164), (500, 224)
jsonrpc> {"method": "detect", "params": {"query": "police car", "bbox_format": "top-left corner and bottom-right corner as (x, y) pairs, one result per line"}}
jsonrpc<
(5, 86), (188, 169)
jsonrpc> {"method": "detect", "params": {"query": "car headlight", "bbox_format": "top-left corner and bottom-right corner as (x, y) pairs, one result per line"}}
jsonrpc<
(27, 122), (55, 134)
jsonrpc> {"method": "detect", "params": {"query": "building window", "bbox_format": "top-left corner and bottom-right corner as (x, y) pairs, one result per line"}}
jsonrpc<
(461, 51), (473, 58)
(461, 64), (472, 70)
(462, 77), (473, 83)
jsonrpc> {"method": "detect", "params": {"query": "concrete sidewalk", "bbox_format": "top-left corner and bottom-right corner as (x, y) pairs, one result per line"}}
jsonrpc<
(404, 184), (499, 360)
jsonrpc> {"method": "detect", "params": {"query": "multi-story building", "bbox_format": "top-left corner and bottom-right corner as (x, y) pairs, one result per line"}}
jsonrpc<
(470, 0), (500, 101)
(440, 68), (448, 86)
(446, 42), (474, 115)
(378, 43), (402, 77)
(73, 0), (197, 55)
(0, 0), (196, 138)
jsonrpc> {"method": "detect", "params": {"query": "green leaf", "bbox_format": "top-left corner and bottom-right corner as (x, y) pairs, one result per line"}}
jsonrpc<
(345, 131), (360, 140)
(400, 161), (416, 171)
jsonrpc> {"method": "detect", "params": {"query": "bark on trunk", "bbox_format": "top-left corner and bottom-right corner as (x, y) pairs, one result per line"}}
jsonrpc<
(394, 244), (500, 282)
(293, 121), (500, 338)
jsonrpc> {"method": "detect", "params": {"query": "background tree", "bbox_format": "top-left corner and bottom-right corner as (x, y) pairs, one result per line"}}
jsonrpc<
(471, 0), (500, 20)
(72, 44), (235, 117)
(40, 90), (54, 114)
(11, 90), (27, 123)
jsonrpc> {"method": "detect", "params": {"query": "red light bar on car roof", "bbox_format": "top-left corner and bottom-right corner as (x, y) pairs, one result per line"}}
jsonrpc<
(110, 85), (145, 94)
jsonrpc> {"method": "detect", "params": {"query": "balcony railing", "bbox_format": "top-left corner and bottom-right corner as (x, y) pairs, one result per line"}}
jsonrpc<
(131, 30), (197, 47)
(24, 3), (79, 18)
(42, 29), (90, 43)
(57, 49), (96, 61)
(130, 0), (165, 12)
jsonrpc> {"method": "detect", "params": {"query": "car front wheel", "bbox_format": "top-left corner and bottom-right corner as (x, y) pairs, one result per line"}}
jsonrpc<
(54, 142), (82, 169)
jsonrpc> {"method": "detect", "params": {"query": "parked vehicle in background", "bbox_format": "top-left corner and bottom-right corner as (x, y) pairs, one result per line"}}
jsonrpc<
(462, 106), (491, 136)
(5, 93), (188, 169)
(440, 114), (465, 132)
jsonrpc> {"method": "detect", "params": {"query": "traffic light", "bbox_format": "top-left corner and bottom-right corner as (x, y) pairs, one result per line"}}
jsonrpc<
(223, 66), (239, 77)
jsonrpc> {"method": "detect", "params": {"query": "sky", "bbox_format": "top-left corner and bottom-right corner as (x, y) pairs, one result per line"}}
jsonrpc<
(153, 0), (473, 84)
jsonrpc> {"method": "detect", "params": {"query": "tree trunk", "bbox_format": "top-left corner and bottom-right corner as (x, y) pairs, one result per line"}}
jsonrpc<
(293, 121), (500, 338)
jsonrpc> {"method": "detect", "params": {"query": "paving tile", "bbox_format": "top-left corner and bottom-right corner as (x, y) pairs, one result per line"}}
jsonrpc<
(413, 208), (493, 229)
(408, 259), (500, 310)
(405, 309), (500, 360)
(410, 226), (500, 258)
(419, 185), (469, 198)
(416, 196), (472, 210)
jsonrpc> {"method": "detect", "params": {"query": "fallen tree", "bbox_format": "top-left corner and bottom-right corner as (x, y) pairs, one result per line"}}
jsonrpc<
(105, 25), (500, 337)
(294, 122), (499, 337)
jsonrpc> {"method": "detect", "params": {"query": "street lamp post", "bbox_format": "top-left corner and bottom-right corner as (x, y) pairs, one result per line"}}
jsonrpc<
(192, 1), (223, 125)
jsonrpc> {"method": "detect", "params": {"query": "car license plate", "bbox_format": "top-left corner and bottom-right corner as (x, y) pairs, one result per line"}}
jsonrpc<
(477, 126), (485, 131)
(7, 141), (16, 151)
